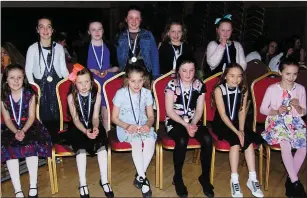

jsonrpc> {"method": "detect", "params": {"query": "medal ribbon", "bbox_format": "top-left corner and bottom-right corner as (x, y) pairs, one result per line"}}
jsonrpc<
(41, 43), (55, 73)
(128, 87), (141, 125)
(172, 44), (183, 69)
(179, 80), (193, 116)
(127, 30), (138, 56)
(225, 84), (238, 121)
(78, 93), (91, 128)
(91, 41), (104, 70)
(9, 88), (23, 128)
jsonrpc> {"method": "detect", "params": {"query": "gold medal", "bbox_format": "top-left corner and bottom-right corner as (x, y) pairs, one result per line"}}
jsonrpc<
(287, 106), (292, 111)
(183, 116), (189, 123)
(100, 72), (104, 76)
(47, 76), (53, 82)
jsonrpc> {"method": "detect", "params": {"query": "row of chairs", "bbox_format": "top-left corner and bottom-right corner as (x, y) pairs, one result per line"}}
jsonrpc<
(26, 70), (284, 194)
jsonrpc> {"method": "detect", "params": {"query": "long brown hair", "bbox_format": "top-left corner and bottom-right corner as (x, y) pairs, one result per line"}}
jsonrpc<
(210, 63), (247, 111)
(70, 68), (97, 118)
(2, 42), (26, 67)
(162, 21), (187, 44)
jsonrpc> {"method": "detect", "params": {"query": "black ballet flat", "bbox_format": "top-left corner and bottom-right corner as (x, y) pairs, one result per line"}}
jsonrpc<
(99, 180), (114, 198)
(28, 186), (38, 198)
(133, 173), (142, 189)
(15, 191), (24, 197)
(78, 185), (90, 198)
(139, 177), (152, 198)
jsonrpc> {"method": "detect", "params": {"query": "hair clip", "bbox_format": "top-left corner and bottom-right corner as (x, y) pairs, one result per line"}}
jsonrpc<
(215, 14), (232, 25)
(68, 63), (85, 82)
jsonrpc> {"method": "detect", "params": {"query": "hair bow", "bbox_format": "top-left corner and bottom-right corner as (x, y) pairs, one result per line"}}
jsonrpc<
(214, 14), (232, 25)
(68, 63), (85, 82)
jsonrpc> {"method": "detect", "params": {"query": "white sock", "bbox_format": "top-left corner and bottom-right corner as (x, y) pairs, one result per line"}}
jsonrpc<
(130, 140), (149, 193)
(142, 139), (156, 172)
(97, 146), (112, 192)
(26, 156), (38, 196)
(6, 159), (22, 195)
(248, 171), (257, 181)
(231, 172), (239, 183)
(76, 149), (88, 195)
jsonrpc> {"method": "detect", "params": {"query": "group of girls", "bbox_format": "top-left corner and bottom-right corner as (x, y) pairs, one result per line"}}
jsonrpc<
(1, 5), (306, 198)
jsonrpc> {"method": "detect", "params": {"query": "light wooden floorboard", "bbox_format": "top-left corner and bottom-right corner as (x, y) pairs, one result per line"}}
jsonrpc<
(1, 149), (306, 197)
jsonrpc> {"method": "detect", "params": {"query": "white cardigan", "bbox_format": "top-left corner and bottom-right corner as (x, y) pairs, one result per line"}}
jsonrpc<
(25, 42), (69, 83)
(206, 41), (247, 71)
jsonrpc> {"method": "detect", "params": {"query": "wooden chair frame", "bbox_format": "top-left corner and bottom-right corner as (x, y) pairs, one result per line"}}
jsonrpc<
(153, 70), (201, 189)
(251, 71), (280, 190)
(52, 78), (101, 193)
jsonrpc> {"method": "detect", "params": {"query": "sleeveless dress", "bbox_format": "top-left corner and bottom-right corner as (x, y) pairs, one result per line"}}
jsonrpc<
(261, 89), (306, 149)
(63, 91), (108, 156)
(1, 89), (52, 162)
(212, 83), (264, 150)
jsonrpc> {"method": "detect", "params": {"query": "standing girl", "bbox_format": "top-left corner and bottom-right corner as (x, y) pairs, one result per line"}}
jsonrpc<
(261, 58), (306, 197)
(78, 20), (119, 130)
(1, 64), (52, 198)
(159, 21), (193, 75)
(206, 14), (246, 76)
(64, 64), (113, 198)
(211, 63), (264, 197)
(25, 17), (69, 143)
(112, 64), (156, 198)
(116, 5), (160, 80)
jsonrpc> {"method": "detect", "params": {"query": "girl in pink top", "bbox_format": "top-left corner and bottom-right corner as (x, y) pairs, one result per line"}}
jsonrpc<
(260, 58), (306, 197)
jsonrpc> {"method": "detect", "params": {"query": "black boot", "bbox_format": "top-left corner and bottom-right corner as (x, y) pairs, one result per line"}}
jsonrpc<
(198, 175), (214, 198)
(99, 180), (114, 198)
(292, 180), (307, 198)
(285, 176), (292, 197)
(172, 175), (188, 198)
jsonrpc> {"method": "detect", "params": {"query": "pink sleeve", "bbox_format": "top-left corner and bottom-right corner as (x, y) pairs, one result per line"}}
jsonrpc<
(260, 86), (273, 116)
(299, 86), (307, 116)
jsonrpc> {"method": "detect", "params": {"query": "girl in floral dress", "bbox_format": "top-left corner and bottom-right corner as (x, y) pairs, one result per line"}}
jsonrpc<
(260, 58), (306, 197)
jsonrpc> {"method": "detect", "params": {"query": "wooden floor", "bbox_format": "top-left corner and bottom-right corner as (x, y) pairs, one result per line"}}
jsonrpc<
(1, 149), (306, 197)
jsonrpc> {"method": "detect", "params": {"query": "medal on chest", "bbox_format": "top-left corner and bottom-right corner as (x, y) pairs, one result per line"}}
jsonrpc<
(128, 31), (139, 63)
(41, 43), (55, 82)
(77, 93), (91, 128)
(9, 89), (23, 129)
(179, 80), (192, 123)
(225, 84), (238, 121)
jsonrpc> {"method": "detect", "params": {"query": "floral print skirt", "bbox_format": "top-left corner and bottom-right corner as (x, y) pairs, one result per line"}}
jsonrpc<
(262, 115), (306, 149)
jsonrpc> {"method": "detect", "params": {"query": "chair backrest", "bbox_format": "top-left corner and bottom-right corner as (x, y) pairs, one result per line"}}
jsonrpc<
(296, 69), (307, 120)
(203, 72), (222, 125)
(251, 72), (280, 130)
(56, 78), (100, 130)
(246, 61), (270, 89)
(103, 72), (125, 131)
(152, 71), (176, 130)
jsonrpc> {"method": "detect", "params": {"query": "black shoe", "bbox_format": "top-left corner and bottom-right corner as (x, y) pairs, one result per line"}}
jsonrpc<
(198, 176), (214, 198)
(285, 176), (292, 197)
(134, 173), (142, 189)
(292, 180), (307, 198)
(28, 186), (38, 198)
(78, 185), (90, 198)
(172, 177), (188, 198)
(15, 191), (24, 197)
(99, 180), (114, 198)
(139, 176), (152, 198)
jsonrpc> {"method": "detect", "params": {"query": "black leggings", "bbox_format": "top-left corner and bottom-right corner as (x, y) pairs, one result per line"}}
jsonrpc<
(168, 122), (212, 181)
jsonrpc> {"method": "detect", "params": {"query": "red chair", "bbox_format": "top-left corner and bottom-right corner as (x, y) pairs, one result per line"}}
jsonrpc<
(203, 72), (263, 185)
(153, 71), (201, 189)
(251, 71), (281, 190)
(52, 78), (100, 193)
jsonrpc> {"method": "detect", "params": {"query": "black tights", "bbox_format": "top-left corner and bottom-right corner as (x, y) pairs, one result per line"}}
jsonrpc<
(168, 123), (212, 182)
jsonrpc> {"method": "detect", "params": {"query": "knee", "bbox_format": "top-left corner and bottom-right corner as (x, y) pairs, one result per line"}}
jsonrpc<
(202, 131), (212, 145)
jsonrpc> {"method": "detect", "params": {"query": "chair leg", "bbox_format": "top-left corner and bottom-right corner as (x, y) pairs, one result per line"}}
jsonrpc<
(159, 144), (163, 190)
(155, 142), (160, 188)
(108, 145), (112, 185)
(265, 145), (271, 191)
(47, 157), (55, 194)
(52, 148), (59, 193)
(259, 145), (263, 185)
(210, 145), (216, 185)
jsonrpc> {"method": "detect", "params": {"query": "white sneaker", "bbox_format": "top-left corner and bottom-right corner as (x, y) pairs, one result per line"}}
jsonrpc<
(247, 180), (264, 197)
(230, 180), (243, 197)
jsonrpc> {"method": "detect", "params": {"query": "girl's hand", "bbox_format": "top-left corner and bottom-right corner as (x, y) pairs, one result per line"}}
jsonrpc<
(125, 124), (139, 134)
(92, 127), (99, 136)
(85, 129), (97, 139)
(237, 131), (244, 147)
(219, 37), (227, 46)
(139, 125), (150, 133)
(185, 124), (196, 137)
(290, 98), (300, 107)
(278, 105), (288, 114)
(90, 69), (100, 76)
(15, 130), (25, 141)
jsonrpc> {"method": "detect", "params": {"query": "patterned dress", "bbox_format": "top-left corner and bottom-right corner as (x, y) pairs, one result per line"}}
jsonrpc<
(164, 78), (206, 132)
(113, 87), (157, 143)
(1, 89), (52, 162)
(262, 89), (306, 149)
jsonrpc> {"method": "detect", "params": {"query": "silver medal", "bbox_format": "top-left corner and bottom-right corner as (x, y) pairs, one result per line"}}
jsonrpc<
(47, 76), (53, 82)
(131, 56), (137, 63)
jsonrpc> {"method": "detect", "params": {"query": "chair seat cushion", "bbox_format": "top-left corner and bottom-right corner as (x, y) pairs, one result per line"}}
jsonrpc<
(54, 144), (74, 153)
(108, 129), (132, 150)
(268, 144), (281, 149)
